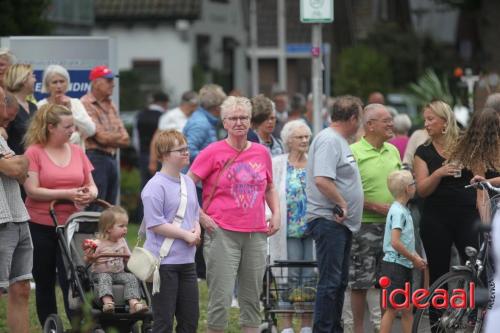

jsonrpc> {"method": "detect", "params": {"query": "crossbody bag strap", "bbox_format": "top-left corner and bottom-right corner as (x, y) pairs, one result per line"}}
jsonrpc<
(158, 175), (188, 259)
(203, 149), (244, 211)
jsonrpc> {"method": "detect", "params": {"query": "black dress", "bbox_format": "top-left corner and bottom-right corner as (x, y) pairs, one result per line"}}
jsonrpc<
(415, 142), (498, 285)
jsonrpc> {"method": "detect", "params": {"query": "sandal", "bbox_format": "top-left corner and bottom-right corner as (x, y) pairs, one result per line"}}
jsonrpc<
(102, 301), (115, 313)
(130, 302), (149, 314)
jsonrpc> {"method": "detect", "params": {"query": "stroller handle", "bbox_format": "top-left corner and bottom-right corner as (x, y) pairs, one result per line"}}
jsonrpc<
(49, 198), (112, 212)
(49, 199), (113, 226)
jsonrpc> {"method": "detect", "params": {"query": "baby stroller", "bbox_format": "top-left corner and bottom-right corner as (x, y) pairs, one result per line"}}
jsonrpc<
(43, 199), (153, 333)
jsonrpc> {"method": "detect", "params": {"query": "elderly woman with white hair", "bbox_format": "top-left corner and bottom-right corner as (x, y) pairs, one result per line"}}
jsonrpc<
(37, 64), (95, 148)
(389, 113), (412, 159)
(188, 96), (280, 333)
(269, 119), (313, 333)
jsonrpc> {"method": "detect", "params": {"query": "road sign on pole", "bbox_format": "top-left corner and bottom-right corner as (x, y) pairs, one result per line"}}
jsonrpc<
(300, 0), (334, 23)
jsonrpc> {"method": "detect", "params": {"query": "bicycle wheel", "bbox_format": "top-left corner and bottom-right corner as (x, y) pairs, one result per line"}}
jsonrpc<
(412, 270), (484, 333)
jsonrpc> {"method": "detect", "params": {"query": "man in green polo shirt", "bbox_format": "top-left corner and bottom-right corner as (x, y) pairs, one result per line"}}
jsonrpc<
(348, 104), (401, 333)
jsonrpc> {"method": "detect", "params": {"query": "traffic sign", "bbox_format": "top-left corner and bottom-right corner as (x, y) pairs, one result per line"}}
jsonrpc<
(300, 0), (334, 23)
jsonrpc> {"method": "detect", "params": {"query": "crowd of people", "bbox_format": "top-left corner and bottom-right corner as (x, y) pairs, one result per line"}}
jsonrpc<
(1, 44), (500, 333)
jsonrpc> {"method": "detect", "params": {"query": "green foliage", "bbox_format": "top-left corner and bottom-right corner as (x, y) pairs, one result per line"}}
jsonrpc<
(119, 70), (147, 111)
(0, 281), (243, 332)
(0, 0), (52, 35)
(192, 64), (207, 92)
(408, 68), (454, 107)
(365, 23), (420, 88)
(120, 167), (141, 222)
(334, 45), (392, 100)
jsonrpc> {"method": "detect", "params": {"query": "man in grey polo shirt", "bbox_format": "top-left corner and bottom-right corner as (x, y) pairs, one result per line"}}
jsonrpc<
(306, 95), (364, 333)
(0, 86), (32, 333)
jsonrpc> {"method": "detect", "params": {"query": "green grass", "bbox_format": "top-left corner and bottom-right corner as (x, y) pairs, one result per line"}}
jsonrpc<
(0, 223), (244, 332)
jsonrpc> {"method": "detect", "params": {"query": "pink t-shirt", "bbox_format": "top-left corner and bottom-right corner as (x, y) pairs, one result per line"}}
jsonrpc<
(389, 136), (410, 160)
(25, 144), (94, 226)
(90, 238), (131, 273)
(190, 140), (272, 232)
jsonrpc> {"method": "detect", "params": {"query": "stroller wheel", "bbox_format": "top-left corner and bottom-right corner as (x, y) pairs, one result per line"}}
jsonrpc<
(43, 314), (64, 333)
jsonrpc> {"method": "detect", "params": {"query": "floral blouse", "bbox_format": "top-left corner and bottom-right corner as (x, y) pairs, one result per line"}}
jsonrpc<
(286, 162), (307, 238)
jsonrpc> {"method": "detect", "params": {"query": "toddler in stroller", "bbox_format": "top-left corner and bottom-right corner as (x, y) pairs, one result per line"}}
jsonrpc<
(83, 205), (149, 315)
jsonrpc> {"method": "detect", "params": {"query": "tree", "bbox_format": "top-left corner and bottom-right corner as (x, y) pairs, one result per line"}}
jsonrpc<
(334, 45), (392, 100)
(0, 0), (52, 35)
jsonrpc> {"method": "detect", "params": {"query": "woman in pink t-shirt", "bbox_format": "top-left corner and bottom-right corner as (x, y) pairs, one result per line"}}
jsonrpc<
(188, 96), (280, 332)
(23, 104), (97, 326)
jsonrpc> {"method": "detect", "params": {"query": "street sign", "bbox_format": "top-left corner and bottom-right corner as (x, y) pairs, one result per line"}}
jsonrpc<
(300, 0), (334, 23)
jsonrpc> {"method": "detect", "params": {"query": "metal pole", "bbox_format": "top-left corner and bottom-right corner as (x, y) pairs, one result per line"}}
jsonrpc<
(250, 0), (259, 96)
(312, 24), (323, 136)
(277, 0), (287, 91)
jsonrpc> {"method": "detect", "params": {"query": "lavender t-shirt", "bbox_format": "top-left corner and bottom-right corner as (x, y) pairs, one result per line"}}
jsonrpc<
(141, 172), (200, 264)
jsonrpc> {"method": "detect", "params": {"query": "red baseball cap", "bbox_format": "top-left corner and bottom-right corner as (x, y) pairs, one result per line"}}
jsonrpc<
(89, 65), (116, 81)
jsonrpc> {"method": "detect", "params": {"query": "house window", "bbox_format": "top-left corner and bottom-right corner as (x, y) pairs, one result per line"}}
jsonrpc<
(132, 60), (162, 92)
(196, 35), (211, 70)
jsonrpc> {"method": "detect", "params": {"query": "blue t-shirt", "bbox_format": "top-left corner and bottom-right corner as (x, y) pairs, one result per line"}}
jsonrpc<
(382, 202), (415, 268)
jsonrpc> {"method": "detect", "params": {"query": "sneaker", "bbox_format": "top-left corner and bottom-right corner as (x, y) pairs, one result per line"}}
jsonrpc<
(231, 297), (239, 308)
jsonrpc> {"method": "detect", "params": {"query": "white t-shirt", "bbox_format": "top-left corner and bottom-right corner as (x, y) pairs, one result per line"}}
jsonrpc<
(158, 107), (188, 132)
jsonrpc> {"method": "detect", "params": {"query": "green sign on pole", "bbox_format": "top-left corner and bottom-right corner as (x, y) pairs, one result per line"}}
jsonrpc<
(300, 0), (334, 23)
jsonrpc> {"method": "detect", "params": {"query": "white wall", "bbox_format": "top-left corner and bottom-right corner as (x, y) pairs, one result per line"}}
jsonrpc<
(92, 25), (191, 102)
(190, 0), (248, 94)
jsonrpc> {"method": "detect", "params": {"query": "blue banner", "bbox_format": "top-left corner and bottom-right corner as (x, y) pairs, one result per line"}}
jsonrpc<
(33, 69), (91, 101)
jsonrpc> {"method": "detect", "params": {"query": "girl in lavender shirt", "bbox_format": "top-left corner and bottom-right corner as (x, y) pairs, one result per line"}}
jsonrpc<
(141, 130), (201, 333)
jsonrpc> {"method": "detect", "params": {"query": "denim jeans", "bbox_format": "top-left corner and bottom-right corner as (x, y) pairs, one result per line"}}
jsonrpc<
(86, 150), (118, 209)
(307, 218), (352, 333)
(287, 236), (314, 287)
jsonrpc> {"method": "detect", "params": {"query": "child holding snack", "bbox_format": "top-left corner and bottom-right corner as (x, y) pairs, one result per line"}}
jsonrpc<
(83, 206), (148, 314)
(380, 170), (427, 333)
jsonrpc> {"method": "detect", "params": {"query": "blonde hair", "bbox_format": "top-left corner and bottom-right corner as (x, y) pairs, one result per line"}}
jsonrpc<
(0, 48), (15, 64)
(98, 206), (128, 240)
(4, 64), (32, 93)
(42, 64), (70, 94)
(387, 170), (414, 198)
(23, 104), (73, 147)
(155, 129), (188, 159)
(220, 96), (252, 120)
(424, 100), (459, 151)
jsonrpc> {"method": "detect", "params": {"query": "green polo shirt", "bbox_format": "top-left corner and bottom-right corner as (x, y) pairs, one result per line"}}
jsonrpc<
(350, 137), (401, 223)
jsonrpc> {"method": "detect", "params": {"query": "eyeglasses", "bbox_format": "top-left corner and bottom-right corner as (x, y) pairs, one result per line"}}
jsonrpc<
(369, 118), (393, 124)
(168, 147), (189, 154)
(292, 135), (311, 140)
(225, 116), (250, 123)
